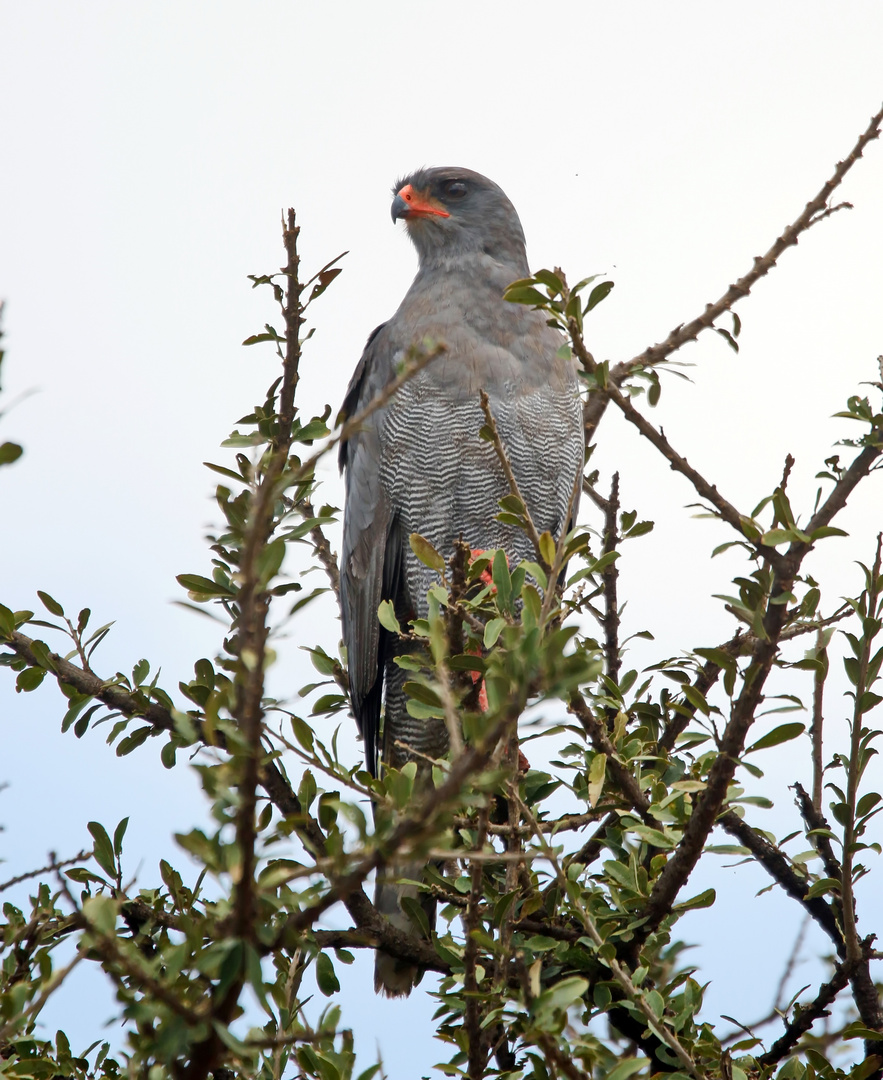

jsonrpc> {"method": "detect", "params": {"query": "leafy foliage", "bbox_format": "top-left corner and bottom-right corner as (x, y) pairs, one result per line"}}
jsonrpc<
(3, 111), (883, 1080)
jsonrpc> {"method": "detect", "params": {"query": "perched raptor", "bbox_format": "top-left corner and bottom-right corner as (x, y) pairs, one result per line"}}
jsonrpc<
(339, 167), (583, 995)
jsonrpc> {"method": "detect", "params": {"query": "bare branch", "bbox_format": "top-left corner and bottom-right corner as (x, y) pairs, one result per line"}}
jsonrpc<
(584, 101), (883, 442)
(0, 850), (91, 894)
(720, 810), (843, 946)
(757, 954), (861, 1068)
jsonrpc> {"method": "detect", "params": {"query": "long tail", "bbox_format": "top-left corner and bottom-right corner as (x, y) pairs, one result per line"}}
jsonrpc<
(373, 864), (437, 997)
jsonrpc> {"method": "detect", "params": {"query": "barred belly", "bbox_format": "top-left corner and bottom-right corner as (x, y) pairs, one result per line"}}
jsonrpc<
(377, 376), (583, 768)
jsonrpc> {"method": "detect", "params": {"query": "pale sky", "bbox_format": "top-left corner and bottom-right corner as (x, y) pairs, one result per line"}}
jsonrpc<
(2, 3), (882, 1075)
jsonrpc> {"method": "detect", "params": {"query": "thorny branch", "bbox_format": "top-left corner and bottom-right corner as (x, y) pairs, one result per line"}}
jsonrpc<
(583, 100), (883, 445)
(182, 210), (306, 1080)
(757, 951), (866, 1068)
(0, 850), (91, 894)
(589, 381), (883, 954)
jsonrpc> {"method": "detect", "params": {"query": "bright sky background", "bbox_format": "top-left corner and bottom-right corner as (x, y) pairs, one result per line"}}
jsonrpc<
(2, 3), (883, 1076)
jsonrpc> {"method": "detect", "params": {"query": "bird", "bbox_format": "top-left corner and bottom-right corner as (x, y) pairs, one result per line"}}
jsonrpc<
(338, 167), (584, 996)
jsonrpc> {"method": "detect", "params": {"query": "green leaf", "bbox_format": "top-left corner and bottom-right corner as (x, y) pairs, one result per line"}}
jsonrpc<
(356, 1067), (382, 1080)
(406, 698), (445, 720)
(624, 519), (654, 538)
(315, 952), (340, 996)
(538, 531), (556, 567)
(588, 753), (606, 808)
(672, 887), (716, 912)
(630, 825), (675, 849)
(303, 646), (338, 676)
(804, 877), (841, 900)
(493, 549), (512, 610)
(409, 533), (445, 571)
(585, 280), (614, 312)
(377, 600), (401, 634)
(532, 976), (588, 1024)
(519, 560), (548, 591)
(308, 695), (343, 712)
(65, 867), (106, 886)
(256, 537), (286, 586)
(307, 265), (344, 303)
(0, 441), (23, 465)
(715, 326), (739, 353)
(176, 573), (235, 600)
(16, 666), (45, 692)
(504, 284), (549, 306)
(82, 894), (117, 935)
(746, 722), (805, 753)
(37, 590), (64, 616)
(843, 1022), (883, 1040)
(401, 895), (431, 937)
(113, 817), (129, 857)
(760, 528), (794, 548)
(403, 680), (442, 707)
(484, 618), (505, 648)
(29, 639), (53, 670)
(116, 725), (152, 756)
(810, 525), (849, 541)
(88, 821), (117, 879)
(532, 269), (563, 293)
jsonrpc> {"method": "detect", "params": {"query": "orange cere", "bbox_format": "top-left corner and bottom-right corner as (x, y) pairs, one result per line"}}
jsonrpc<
(397, 183), (450, 218)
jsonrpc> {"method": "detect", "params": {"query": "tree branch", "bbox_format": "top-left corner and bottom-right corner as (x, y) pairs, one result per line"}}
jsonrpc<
(757, 955), (858, 1068)
(584, 100), (883, 443)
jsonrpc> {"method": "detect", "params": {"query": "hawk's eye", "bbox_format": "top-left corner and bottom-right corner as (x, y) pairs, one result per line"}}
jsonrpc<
(443, 180), (468, 199)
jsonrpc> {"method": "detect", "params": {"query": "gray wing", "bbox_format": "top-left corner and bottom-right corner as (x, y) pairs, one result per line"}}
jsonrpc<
(339, 324), (402, 776)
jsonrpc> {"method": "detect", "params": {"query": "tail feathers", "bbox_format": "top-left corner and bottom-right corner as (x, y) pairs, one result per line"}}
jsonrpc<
(373, 867), (436, 998)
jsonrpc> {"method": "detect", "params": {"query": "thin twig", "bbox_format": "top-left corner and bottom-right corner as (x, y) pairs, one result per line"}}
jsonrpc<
(478, 388), (546, 567)
(719, 811), (843, 948)
(794, 783), (842, 884)
(632, 427), (883, 950)
(575, 335), (786, 571)
(811, 628), (828, 811)
(296, 496), (341, 601)
(601, 472), (621, 687)
(840, 533), (883, 967)
(567, 692), (656, 826)
(583, 101), (883, 444)
(758, 955), (859, 1068)
(0, 850), (91, 894)
(0, 949), (86, 1042)
(2, 629), (328, 857)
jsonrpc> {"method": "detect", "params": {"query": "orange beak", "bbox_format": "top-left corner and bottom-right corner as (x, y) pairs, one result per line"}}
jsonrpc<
(391, 184), (451, 222)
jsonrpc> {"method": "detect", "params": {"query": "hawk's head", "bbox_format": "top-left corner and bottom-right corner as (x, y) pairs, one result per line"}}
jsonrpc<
(391, 167), (528, 271)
